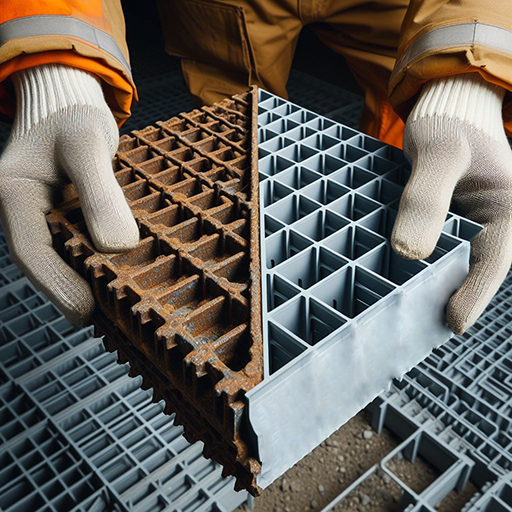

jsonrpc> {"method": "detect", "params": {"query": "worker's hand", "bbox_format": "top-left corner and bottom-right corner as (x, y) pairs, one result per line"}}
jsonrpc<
(0, 64), (139, 323)
(392, 73), (512, 334)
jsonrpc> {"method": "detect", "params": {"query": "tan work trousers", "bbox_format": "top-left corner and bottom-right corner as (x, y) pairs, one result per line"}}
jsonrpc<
(158, 0), (408, 148)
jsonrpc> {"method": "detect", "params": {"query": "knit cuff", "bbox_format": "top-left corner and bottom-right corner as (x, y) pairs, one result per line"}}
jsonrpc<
(12, 64), (107, 137)
(409, 74), (506, 141)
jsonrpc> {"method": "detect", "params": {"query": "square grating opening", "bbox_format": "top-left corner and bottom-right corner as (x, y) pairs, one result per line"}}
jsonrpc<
(312, 266), (395, 319)
(324, 225), (384, 260)
(265, 194), (320, 226)
(267, 322), (307, 374)
(359, 244), (428, 285)
(272, 165), (322, 190)
(272, 296), (346, 346)
(331, 193), (381, 221)
(265, 230), (313, 269)
(294, 210), (350, 242)
(266, 274), (300, 311)
(277, 246), (347, 289)
(302, 179), (350, 205)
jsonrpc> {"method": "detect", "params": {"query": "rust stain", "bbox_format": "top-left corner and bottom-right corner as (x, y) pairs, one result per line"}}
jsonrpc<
(47, 88), (264, 495)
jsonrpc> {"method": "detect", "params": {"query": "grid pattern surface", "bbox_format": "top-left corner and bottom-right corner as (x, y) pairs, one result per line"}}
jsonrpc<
(120, 72), (196, 137)
(0, 266), (248, 511)
(257, 90), (481, 377)
(244, 90), (485, 489)
(47, 90), (263, 494)
(286, 70), (364, 129)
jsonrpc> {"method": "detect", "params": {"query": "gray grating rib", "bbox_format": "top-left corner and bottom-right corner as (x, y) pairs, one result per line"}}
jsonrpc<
(0, 234), (248, 512)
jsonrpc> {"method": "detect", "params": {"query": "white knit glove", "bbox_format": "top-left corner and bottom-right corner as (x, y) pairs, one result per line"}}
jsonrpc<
(0, 64), (139, 323)
(392, 73), (512, 334)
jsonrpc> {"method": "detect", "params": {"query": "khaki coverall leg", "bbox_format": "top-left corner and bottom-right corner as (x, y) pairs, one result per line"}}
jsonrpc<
(157, 0), (407, 147)
(157, 0), (302, 104)
(310, 0), (409, 147)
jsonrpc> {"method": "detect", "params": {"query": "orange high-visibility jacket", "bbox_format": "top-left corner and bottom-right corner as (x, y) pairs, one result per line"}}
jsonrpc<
(0, 1), (136, 126)
(1, 0), (512, 137)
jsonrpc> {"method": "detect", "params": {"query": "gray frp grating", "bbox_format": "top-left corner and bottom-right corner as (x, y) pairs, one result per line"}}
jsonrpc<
(245, 89), (482, 489)
(0, 236), (248, 511)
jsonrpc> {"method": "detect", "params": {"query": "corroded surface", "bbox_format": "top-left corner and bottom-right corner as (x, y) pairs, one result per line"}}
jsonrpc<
(47, 89), (263, 494)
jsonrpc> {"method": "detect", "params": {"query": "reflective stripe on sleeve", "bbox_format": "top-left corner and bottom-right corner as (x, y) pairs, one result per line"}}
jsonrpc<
(392, 22), (512, 83)
(0, 15), (132, 79)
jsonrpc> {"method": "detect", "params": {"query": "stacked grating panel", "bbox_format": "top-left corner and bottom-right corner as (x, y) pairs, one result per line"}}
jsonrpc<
(245, 90), (483, 489)
(0, 263), (249, 510)
(47, 88), (263, 494)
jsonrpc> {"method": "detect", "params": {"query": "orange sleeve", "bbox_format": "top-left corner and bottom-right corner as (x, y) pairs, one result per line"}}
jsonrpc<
(0, 0), (137, 126)
(390, 0), (512, 136)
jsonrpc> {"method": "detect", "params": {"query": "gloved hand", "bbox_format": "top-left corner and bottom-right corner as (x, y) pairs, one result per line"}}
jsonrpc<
(392, 73), (512, 334)
(0, 64), (139, 323)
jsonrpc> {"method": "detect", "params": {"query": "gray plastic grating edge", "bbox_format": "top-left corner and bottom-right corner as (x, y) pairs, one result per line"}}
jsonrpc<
(321, 269), (512, 511)
(246, 89), (482, 489)
(0, 272), (248, 512)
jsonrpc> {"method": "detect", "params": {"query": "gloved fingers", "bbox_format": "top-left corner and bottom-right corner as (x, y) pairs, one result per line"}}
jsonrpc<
(57, 124), (139, 253)
(392, 137), (471, 260)
(446, 219), (512, 334)
(447, 148), (512, 334)
(0, 182), (95, 323)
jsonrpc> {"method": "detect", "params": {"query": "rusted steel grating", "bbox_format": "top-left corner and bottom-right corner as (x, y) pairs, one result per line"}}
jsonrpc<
(47, 88), (263, 494)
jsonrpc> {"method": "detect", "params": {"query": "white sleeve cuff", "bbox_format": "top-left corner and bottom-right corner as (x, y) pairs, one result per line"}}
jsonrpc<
(409, 74), (506, 141)
(12, 64), (108, 137)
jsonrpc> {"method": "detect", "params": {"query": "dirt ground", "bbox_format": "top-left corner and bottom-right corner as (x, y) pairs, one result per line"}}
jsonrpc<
(240, 409), (478, 512)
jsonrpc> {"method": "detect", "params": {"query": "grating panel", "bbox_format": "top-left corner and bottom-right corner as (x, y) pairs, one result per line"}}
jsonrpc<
(246, 89), (482, 489)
